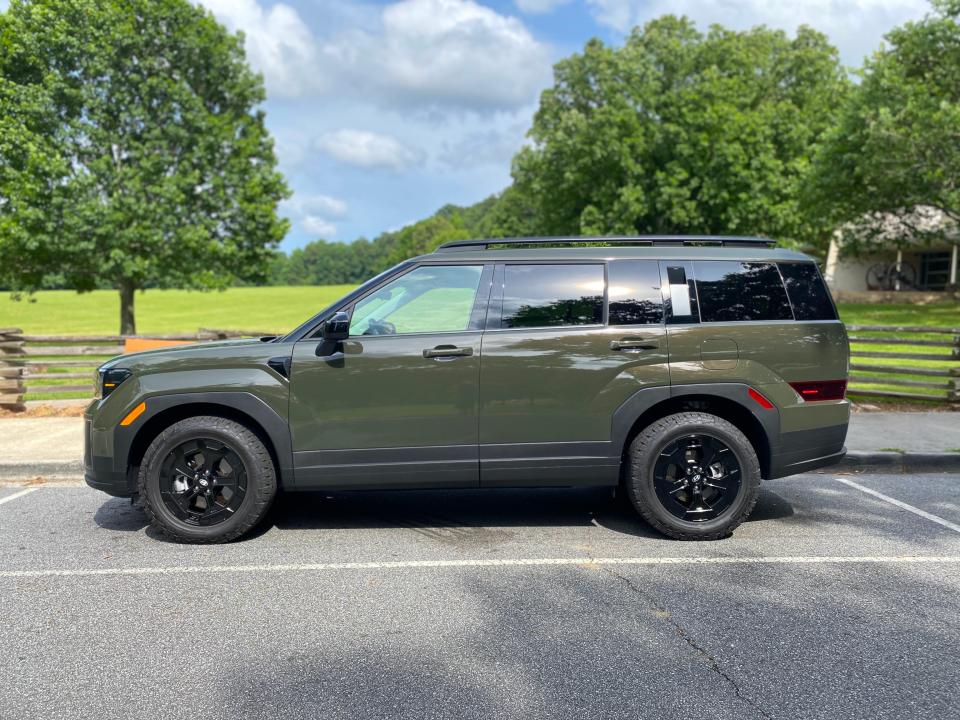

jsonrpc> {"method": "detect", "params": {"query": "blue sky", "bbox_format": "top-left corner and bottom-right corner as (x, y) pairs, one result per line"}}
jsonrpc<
(2, 0), (933, 250)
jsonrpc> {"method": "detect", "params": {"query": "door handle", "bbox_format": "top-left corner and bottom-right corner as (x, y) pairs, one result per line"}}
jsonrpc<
(423, 345), (473, 359)
(610, 338), (659, 351)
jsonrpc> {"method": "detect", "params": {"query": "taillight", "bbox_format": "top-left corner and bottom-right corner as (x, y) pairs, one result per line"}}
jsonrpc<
(789, 380), (847, 401)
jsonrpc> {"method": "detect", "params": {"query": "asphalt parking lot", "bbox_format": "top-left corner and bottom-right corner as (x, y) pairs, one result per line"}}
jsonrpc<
(1, 472), (958, 720)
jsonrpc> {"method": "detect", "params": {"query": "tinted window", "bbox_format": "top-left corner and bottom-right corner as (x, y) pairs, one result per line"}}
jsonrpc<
(501, 264), (604, 329)
(694, 261), (793, 322)
(350, 265), (483, 335)
(778, 262), (838, 321)
(608, 260), (663, 325)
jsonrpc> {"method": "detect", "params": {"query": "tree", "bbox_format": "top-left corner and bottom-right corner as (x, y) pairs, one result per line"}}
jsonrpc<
(0, 0), (289, 333)
(511, 16), (849, 248)
(806, 0), (960, 250)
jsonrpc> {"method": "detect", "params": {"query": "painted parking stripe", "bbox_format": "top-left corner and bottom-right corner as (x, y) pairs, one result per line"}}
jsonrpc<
(1, 555), (959, 580)
(0, 488), (36, 507)
(837, 478), (960, 535)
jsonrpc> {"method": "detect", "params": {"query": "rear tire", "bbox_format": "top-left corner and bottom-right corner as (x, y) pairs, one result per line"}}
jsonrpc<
(625, 412), (760, 540)
(138, 416), (277, 543)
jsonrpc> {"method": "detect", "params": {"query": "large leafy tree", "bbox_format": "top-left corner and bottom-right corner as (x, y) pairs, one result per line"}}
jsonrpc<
(0, 0), (289, 333)
(807, 0), (960, 250)
(511, 16), (849, 247)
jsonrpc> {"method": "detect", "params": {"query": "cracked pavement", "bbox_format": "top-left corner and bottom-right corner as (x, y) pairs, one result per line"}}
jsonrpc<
(1, 472), (959, 719)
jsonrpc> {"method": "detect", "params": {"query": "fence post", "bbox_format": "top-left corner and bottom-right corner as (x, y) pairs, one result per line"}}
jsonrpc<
(0, 328), (27, 411)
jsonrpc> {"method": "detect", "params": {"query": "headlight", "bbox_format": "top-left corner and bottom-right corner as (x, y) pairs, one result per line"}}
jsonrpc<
(95, 368), (132, 399)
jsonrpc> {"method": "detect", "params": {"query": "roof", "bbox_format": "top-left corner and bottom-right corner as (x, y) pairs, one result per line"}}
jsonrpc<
(417, 236), (810, 263)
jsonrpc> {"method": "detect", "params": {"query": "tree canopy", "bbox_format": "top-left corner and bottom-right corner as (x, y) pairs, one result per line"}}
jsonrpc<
(510, 17), (849, 248)
(806, 0), (960, 250)
(0, 0), (289, 333)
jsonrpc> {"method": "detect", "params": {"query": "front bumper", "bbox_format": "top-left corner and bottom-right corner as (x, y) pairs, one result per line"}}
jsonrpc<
(83, 412), (135, 497)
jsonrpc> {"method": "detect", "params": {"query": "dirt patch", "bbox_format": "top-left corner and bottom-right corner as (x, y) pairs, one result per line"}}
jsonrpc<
(0, 403), (87, 419)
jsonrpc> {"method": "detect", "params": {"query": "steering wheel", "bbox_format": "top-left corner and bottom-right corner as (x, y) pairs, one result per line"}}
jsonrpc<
(363, 319), (397, 336)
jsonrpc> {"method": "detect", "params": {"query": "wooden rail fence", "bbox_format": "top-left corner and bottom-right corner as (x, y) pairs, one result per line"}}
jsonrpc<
(0, 328), (263, 410)
(2, 324), (958, 409)
(846, 324), (959, 403)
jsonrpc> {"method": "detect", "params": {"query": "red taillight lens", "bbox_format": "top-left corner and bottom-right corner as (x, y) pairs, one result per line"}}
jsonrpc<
(789, 380), (847, 401)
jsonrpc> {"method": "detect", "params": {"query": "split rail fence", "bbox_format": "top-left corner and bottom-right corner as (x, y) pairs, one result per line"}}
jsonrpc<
(0, 328), (261, 410)
(2, 324), (958, 409)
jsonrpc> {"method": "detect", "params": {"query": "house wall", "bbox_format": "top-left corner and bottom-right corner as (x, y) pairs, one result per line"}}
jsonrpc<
(824, 239), (958, 292)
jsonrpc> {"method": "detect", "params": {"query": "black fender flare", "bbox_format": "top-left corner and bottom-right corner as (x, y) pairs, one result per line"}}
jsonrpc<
(610, 383), (780, 467)
(113, 391), (294, 488)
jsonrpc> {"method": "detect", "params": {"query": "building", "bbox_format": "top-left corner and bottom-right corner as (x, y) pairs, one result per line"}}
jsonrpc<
(823, 206), (959, 296)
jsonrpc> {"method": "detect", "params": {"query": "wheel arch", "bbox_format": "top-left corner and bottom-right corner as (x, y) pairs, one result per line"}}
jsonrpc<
(118, 393), (293, 489)
(612, 384), (778, 479)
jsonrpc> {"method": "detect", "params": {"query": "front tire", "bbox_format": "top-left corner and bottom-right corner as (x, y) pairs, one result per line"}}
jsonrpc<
(625, 412), (761, 540)
(138, 416), (277, 543)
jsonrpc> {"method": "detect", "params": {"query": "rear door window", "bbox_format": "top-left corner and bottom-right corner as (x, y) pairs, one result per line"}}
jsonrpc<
(608, 260), (663, 325)
(778, 262), (838, 321)
(501, 264), (604, 329)
(693, 261), (793, 322)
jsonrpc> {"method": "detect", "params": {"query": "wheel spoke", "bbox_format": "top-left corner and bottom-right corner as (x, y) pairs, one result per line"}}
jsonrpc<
(160, 436), (248, 525)
(652, 431), (742, 524)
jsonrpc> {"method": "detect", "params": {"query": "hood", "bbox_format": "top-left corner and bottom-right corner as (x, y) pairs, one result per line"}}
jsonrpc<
(99, 338), (267, 370)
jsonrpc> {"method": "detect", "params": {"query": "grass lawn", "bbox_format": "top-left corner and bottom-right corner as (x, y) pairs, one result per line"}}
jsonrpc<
(2, 288), (957, 403)
(0, 286), (354, 336)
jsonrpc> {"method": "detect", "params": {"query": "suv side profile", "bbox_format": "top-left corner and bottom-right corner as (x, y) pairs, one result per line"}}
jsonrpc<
(84, 236), (849, 543)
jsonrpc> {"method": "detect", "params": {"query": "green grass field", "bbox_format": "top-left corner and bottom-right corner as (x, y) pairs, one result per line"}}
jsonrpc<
(0, 286), (355, 336)
(2, 287), (957, 403)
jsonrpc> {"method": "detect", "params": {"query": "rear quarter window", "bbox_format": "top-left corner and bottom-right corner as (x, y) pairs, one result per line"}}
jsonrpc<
(693, 261), (793, 322)
(777, 262), (838, 321)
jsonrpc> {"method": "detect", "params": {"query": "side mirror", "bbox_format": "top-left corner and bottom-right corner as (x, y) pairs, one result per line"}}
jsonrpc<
(323, 311), (350, 341)
(316, 311), (350, 358)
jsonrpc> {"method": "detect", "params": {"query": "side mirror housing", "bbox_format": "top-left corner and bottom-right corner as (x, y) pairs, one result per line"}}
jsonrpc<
(324, 311), (350, 341)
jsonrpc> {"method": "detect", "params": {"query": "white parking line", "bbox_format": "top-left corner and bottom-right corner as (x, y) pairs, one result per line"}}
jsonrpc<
(1, 555), (958, 580)
(0, 488), (36, 507)
(836, 478), (960, 534)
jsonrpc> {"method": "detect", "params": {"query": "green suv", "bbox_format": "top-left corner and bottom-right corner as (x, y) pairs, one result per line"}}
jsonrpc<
(84, 237), (849, 543)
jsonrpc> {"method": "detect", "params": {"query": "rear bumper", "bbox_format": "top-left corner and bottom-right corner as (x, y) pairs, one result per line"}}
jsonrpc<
(768, 423), (848, 479)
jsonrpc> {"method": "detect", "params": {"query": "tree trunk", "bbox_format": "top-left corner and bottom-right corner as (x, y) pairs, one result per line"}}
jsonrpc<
(119, 281), (136, 336)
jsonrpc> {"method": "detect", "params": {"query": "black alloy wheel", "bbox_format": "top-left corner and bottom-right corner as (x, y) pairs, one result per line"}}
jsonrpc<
(625, 412), (761, 540)
(160, 438), (247, 526)
(652, 434), (742, 522)
(138, 415), (277, 543)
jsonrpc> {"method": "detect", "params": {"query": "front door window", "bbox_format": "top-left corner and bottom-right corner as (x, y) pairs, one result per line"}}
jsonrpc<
(350, 265), (484, 336)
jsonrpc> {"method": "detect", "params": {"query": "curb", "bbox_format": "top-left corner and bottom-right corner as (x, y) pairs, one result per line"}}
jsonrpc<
(834, 452), (960, 474)
(0, 461), (84, 480)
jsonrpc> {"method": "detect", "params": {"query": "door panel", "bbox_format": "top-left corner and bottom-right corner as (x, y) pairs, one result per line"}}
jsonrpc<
(288, 263), (490, 489)
(289, 333), (481, 488)
(479, 259), (669, 486)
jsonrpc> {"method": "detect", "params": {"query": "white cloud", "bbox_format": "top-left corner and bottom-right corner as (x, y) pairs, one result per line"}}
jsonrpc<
(301, 216), (338, 237)
(281, 193), (348, 239)
(329, 0), (552, 112)
(586, 0), (929, 65)
(199, 0), (322, 98)
(314, 129), (425, 172)
(515, 0), (570, 13)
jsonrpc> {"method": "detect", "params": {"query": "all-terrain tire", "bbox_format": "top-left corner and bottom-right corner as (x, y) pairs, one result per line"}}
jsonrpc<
(138, 416), (277, 543)
(625, 412), (761, 540)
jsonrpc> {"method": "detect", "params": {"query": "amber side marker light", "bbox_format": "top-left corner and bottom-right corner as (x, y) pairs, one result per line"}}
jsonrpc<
(789, 380), (847, 402)
(747, 387), (774, 410)
(120, 402), (146, 426)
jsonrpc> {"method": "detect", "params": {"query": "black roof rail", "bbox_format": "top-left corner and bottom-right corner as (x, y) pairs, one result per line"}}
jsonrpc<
(435, 235), (777, 251)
